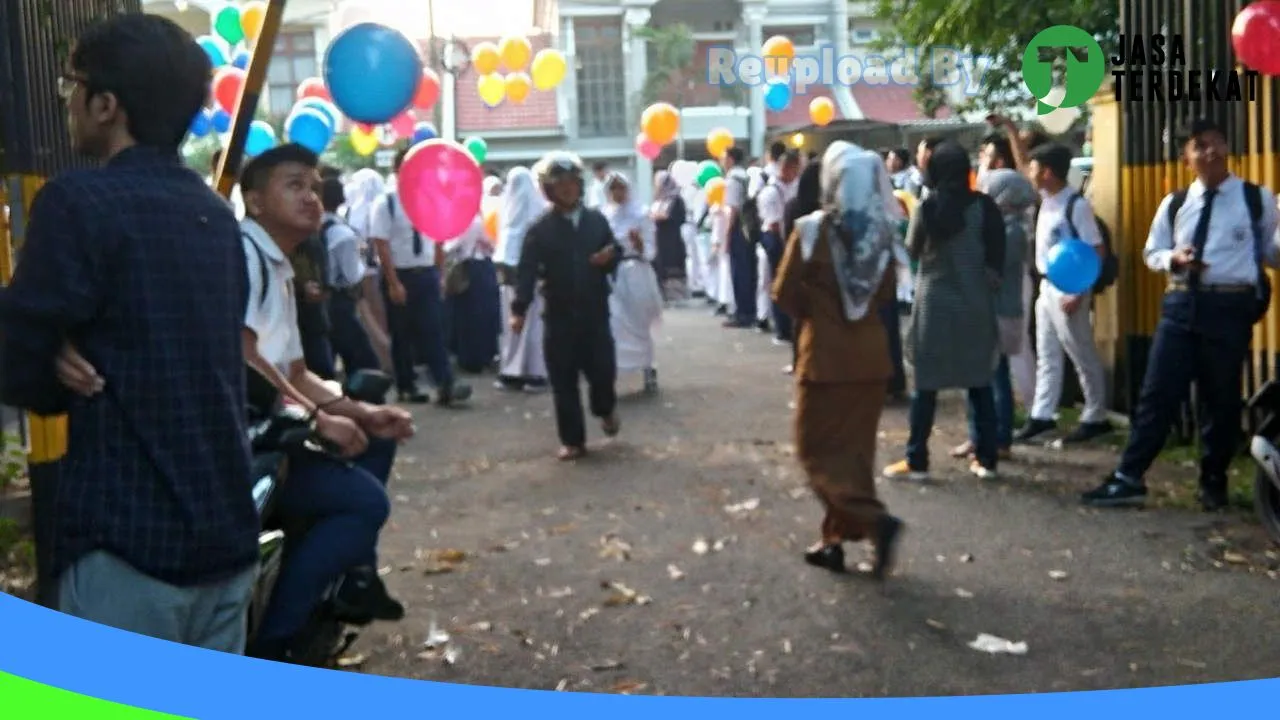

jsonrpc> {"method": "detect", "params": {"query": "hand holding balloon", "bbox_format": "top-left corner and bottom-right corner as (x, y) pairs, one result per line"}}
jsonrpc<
(1170, 245), (1207, 273)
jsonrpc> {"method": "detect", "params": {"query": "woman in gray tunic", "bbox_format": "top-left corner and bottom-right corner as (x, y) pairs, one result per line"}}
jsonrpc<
(882, 141), (1006, 480)
(950, 168), (1039, 461)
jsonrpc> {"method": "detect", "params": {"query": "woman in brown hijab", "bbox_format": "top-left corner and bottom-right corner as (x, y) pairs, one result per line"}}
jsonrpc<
(772, 141), (906, 578)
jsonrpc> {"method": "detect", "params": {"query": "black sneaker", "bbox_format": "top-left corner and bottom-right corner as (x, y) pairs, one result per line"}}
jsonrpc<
(756, 319), (772, 334)
(1198, 486), (1229, 512)
(1013, 418), (1057, 443)
(333, 568), (405, 623)
(397, 389), (430, 404)
(871, 515), (904, 581)
(1061, 421), (1114, 444)
(436, 383), (472, 406)
(643, 368), (658, 394)
(1081, 474), (1148, 508)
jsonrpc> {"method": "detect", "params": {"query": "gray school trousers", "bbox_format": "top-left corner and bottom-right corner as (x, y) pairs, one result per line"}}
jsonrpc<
(58, 550), (257, 654)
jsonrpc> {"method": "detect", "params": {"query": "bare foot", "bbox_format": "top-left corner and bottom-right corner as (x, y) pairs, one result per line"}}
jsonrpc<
(557, 446), (586, 461)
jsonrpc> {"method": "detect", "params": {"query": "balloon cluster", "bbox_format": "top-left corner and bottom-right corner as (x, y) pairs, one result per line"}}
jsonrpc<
(471, 36), (567, 108)
(187, 2), (275, 154)
(757, 35), (837, 127)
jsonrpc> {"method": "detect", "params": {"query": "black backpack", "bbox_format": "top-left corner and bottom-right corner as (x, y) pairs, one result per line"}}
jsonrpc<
(1063, 193), (1119, 294)
(1167, 181), (1271, 323)
(739, 171), (769, 247)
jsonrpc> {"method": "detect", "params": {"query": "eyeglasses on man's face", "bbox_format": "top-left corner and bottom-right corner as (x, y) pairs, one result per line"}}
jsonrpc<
(57, 74), (88, 101)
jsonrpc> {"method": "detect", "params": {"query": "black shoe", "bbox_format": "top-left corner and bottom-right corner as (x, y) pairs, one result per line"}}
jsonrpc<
(1061, 421), (1114, 444)
(1198, 485), (1229, 512)
(713, 304), (729, 317)
(249, 636), (302, 664)
(398, 390), (430, 404)
(436, 383), (472, 406)
(1081, 474), (1148, 508)
(1013, 418), (1057, 443)
(756, 319), (772, 334)
(333, 568), (405, 623)
(803, 543), (845, 573)
(872, 515), (904, 581)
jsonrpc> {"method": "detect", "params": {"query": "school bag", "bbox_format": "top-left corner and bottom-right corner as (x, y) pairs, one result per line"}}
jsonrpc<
(1166, 181), (1270, 323)
(738, 171), (769, 247)
(1063, 193), (1119, 294)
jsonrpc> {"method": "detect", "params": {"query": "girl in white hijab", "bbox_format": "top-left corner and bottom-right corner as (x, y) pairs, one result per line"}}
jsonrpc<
(494, 167), (551, 392)
(602, 172), (663, 393)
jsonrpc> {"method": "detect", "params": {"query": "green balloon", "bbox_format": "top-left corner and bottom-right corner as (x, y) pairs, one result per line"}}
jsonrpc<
(464, 136), (487, 164)
(214, 6), (244, 45)
(695, 161), (721, 188)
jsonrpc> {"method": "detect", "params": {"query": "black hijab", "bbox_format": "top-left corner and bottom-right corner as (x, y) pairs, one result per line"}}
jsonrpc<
(783, 160), (823, 237)
(920, 141), (977, 239)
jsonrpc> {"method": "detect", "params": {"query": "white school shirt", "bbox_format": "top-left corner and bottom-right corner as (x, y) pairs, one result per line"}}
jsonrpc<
(241, 218), (304, 374)
(323, 212), (366, 289)
(749, 161), (780, 196)
(443, 215), (490, 259)
(1144, 174), (1280, 284)
(757, 178), (797, 232)
(367, 192), (437, 269)
(1034, 186), (1104, 276)
(723, 167), (749, 211)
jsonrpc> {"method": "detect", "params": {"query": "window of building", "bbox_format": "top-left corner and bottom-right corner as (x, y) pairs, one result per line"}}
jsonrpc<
(266, 30), (318, 117)
(763, 25), (816, 47)
(575, 18), (627, 137)
(850, 27), (880, 44)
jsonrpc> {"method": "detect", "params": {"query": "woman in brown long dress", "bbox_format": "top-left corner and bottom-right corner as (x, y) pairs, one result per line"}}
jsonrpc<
(772, 140), (906, 579)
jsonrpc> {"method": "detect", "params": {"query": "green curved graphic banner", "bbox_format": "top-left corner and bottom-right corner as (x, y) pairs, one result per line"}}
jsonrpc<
(0, 671), (191, 719)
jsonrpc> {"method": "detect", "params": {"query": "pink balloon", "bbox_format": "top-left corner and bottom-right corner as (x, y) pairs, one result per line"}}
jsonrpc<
(398, 140), (484, 240)
(635, 133), (661, 160)
(390, 111), (416, 139)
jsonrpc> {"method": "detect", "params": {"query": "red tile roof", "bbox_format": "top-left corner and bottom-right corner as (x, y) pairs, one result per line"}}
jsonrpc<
(766, 84), (839, 129)
(432, 35), (562, 134)
(849, 83), (951, 124)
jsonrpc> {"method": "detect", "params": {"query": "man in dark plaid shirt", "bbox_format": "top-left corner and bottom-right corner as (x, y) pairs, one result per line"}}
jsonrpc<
(0, 15), (259, 652)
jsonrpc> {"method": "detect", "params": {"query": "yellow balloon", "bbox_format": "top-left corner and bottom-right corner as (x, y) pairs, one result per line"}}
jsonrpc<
(505, 72), (532, 104)
(477, 73), (506, 107)
(530, 48), (566, 90)
(350, 127), (378, 156)
(706, 128), (734, 158)
(704, 177), (727, 206)
(499, 36), (532, 72)
(809, 97), (835, 126)
(471, 42), (501, 77)
(240, 1), (267, 44)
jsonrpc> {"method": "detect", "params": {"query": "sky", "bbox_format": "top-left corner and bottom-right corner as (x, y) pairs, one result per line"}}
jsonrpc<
(345, 0), (538, 39)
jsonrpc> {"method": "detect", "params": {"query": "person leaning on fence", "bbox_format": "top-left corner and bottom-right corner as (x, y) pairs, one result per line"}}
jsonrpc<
(0, 14), (260, 652)
(1083, 118), (1280, 511)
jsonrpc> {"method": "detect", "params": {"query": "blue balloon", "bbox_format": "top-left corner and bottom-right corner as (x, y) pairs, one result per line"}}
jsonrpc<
(211, 108), (232, 133)
(295, 98), (339, 130)
(231, 50), (251, 70)
(411, 121), (437, 144)
(323, 23), (422, 124)
(188, 108), (212, 138)
(245, 121), (277, 158)
(764, 81), (791, 111)
(197, 36), (227, 68)
(1045, 237), (1102, 295)
(286, 108), (333, 154)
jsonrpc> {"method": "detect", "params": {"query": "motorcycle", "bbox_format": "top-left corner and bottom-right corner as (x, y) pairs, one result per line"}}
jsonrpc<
(1246, 380), (1280, 545)
(244, 368), (396, 667)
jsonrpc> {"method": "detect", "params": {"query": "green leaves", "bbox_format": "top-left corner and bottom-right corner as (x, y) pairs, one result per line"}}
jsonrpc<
(872, 0), (1118, 112)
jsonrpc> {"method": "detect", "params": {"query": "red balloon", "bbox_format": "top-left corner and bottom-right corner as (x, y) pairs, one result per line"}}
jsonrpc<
(390, 112), (416, 138)
(397, 140), (484, 240)
(414, 69), (441, 110)
(1232, 1), (1280, 75)
(212, 68), (246, 113)
(354, 122), (376, 134)
(297, 77), (331, 102)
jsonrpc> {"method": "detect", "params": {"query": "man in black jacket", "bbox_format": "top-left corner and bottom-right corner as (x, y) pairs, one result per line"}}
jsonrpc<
(510, 152), (625, 460)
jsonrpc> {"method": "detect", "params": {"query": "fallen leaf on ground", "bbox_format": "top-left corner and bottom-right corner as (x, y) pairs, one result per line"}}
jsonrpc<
(692, 539), (709, 555)
(602, 581), (651, 607)
(788, 487), (808, 500)
(724, 498), (760, 515)
(1177, 658), (1207, 669)
(1223, 551), (1248, 565)
(667, 564), (685, 581)
(782, 639), (792, 654)
(578, 607), (600, 621)
(547, 586), (574, 599)
(1048, 570), (1069, 581)
(968, 633), (1028, 655)
(591, 660), (625, 671)
(926, 619), (946, 630)
(612, 680), (648, 694)
(424, 615), (451, 649)
(336, 653), (366, 668)
(550, 523), (577, 535)
(554, 679), (569, 691)
(422, 564), (455, 576)
(599, 534), (633, 561)
(468, 621), (492, 632)
(955, 588), (975, 599)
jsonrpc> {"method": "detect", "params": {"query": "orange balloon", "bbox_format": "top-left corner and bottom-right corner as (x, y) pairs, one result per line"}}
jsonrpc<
(809, 97), (835, 126)
(706, 128), (734, 158)
(240, 1), (267, 44)
(505, 72), (532, 104)
(640, 102), (680, 146)
(414, 69), (441, 110)
(498, 35), (532, 71)
(483, 207), (499, 240)
(471, 42), (501, 76)
(762, 35), (795, 77)
(704, 177), (727, 206)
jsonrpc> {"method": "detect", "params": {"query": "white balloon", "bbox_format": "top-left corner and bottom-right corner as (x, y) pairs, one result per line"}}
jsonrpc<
(669, 160), (697, 187)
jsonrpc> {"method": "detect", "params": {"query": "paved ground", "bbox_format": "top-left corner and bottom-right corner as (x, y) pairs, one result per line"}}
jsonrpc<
(346, 305), (1279, 696)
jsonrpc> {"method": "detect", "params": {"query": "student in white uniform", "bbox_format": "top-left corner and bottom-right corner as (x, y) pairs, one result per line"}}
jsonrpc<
(368, 148), (472, 406)
(756, 149), (802, 344)
(1084, 118), (1280, 509)
(494, 166), (551, 392)
(1014, 142), (1113, 444)
(585, 161), (610, 209)
(602, 173), (663, 393)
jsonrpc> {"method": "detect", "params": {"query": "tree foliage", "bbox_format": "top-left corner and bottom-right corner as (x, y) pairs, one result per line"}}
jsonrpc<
(636, 23), (744, 113)
(872, 0), (1119, 113)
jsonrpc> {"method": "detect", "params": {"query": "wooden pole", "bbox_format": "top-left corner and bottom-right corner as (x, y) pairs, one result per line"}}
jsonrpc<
(214, 0), (289, 198)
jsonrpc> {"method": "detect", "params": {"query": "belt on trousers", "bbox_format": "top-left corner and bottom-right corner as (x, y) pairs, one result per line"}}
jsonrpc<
(1165, 279), (1255, 294)
(395, 266), (434, 275)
